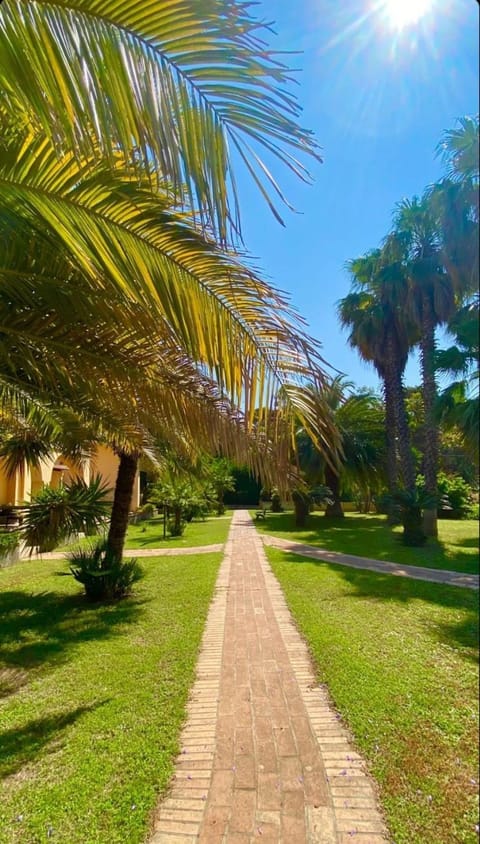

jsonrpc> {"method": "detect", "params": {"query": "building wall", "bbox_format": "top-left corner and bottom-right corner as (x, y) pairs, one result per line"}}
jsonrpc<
(0, 447), (140, 510)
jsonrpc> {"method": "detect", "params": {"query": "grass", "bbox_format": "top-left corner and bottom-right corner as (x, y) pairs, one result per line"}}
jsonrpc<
(0, 550), (222, 843)
(254, 511), (479, 574)
(267, 547), (479, 844)
(59, 511), (232, 552)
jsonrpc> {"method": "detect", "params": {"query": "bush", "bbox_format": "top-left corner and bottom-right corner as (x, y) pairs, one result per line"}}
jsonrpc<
(465, 502), (479, 520)
(416, 472), (475, 519)
(270, 488), (284, 513)
(68, 540), (143, 601)
(394, 488), (437, 546)
(22, 476), (111, 552)
(134, 503), (156, 522)
(167, 517), (186, 537)
(0, 531), (20, 559)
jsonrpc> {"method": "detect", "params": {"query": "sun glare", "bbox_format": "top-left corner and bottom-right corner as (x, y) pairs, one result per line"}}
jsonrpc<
(381, 0), (432, 30)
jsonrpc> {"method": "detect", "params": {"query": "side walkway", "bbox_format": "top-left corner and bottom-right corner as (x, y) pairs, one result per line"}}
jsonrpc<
(26, 544), (224, 560)
(262, 535), (479, 590)
(150, 511), (388, 843)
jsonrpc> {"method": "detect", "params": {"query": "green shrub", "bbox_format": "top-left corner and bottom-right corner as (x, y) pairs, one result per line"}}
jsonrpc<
(270, 488), (284, 513)
(417, 472), (475, 519)
(68, 540), (143, 601)
(465, 502), (479, 520)
(0, 530), (20, 559)
(134, 503), (156, 522)
(22, 476), (111, 552)
(394, 488), (437, 546)
(167, 517), (186, 537)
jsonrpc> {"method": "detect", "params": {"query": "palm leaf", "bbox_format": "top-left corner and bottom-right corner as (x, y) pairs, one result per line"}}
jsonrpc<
(0, 0), (321, 239)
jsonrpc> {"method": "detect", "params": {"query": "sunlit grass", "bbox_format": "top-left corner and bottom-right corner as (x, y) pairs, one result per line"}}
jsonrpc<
(59, 512), (232, 553)
(254, 511), (479, 574)
(267, 546), (479, 843)
(0, 552), (222, 843)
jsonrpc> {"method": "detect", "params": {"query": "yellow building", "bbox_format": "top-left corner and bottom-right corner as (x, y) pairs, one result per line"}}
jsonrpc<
(0, 445), (140, 509)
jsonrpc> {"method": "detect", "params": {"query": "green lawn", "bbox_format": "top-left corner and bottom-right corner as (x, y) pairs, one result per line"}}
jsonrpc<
(254, 511), (479, 574)
(59, 511), (232, 552)
(267, 547), (479, 844)
(0, 551), (222, 843)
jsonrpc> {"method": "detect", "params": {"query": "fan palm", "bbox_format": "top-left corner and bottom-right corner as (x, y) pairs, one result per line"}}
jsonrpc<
(436, 296), (479, 461)
(297, 377), (386, 519)
(0, 0), (320, 241)
(338, 249), (417, 498)
(393, 195), (456, 536)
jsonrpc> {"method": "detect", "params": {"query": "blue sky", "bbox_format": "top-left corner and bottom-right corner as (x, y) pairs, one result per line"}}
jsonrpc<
(236, 0), (479, 391)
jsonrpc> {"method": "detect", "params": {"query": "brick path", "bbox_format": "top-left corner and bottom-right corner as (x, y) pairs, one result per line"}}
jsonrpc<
(150, 511), (388, 843)
(263, 535), (479, 590)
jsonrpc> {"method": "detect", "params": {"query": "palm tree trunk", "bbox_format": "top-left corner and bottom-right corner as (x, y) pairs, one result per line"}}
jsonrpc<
(383, 378), (398, 493)
(107, 451), (138, 559)
(292, 490), (310, 528)
(420, 297), (439, 537)
(384, 338), (416, 492)
(324, 464), (344, 518)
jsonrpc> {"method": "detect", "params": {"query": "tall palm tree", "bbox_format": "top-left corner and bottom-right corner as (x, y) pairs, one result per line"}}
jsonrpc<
(393, 195), (456, 536)
(436, 296), (479, 462)
(338, 249), (417, 499)
(432, 116), (479, 309)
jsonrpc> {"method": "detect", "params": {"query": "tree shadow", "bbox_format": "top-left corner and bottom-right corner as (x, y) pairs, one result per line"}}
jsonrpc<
(260, 512), (478, 574)
(450, 536), (479, 549)
(0, 701), (109, 778)
(0, 589), (144, 698)
(283, 552), (479, 661)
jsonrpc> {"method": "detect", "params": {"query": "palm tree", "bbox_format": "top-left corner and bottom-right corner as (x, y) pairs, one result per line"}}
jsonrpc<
(0, 4), (338, 561)
(432, 116), (479, 312)
(0, 0), (320, 242)
(436, 296), (479, 462)
(297, 377), (386, 519)
(338, 249), (417, 500)
(1, 125), (337, 559)
(393, 195), (456, 536)
(437, 115), (479, 183)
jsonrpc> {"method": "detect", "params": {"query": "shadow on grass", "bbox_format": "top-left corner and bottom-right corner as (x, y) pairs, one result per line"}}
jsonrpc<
(258, 512), (479, 574)
(282, 552), (479, 660)
(0, 701), (109, 778)
(0, 590), (144, 698)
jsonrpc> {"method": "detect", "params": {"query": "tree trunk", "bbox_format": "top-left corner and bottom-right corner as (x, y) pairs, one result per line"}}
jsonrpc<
(382, 376), (400, 524)
(383, 378), (398, 495)
(324, 464), (344, 518)
(385, 337), (416, 492)
(107, 451), (138, 559)
(292, 490), (310, 528)
(420, 296), (439, 537)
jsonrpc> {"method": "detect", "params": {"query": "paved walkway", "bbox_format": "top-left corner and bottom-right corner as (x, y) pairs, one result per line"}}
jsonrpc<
(150, 511), (388, 843)
(262, 536), (479, 590)
(25, 544), (224, 560)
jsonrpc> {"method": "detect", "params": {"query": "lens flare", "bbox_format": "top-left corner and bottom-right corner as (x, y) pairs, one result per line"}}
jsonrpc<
(381, 0), (433, 30)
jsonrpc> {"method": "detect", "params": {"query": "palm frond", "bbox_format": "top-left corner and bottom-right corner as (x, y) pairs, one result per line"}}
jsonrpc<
(0, 0), (321, 239)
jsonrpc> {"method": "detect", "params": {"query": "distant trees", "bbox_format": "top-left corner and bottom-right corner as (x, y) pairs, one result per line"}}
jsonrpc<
(338, 116), (479, 544)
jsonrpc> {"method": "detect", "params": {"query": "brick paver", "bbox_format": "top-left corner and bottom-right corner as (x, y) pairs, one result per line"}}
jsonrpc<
(151, 512), (388, 842)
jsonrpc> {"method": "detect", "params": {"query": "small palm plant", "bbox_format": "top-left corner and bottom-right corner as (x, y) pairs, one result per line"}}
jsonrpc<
(68, 540), (143, 602)
(22, 475), (111, 553)
(393, 488), (438, 546)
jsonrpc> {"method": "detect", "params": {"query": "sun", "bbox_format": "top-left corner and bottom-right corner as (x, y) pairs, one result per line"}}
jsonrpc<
(381, 0), (432, 30)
